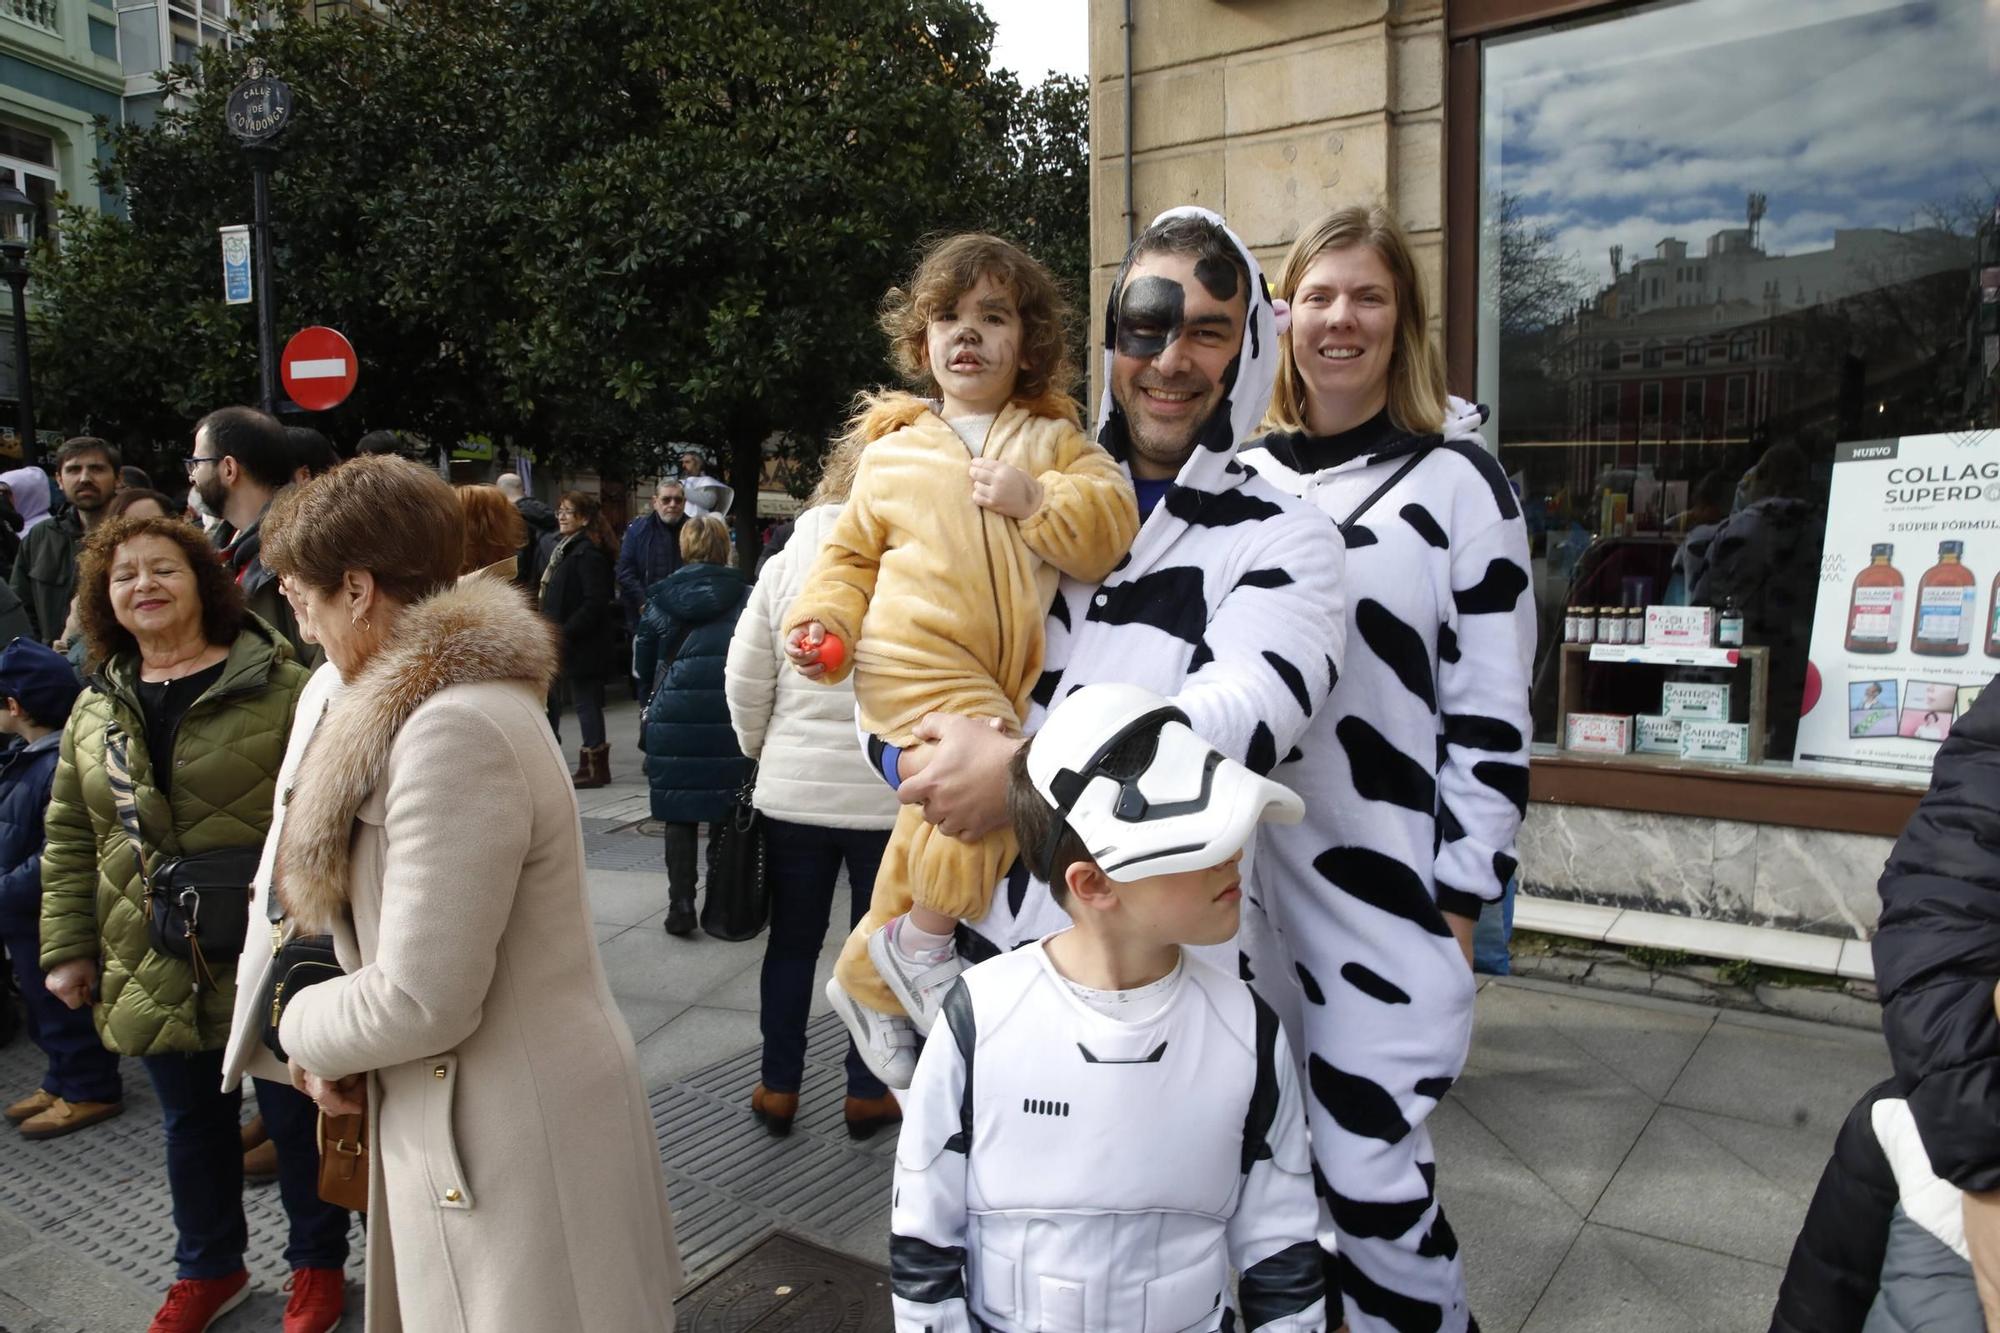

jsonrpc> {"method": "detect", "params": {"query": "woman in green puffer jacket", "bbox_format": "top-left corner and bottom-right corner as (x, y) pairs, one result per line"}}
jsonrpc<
(37, 512), (347, 1330)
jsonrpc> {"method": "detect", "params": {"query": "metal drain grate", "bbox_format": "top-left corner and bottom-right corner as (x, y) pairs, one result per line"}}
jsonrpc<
(584, 825), (668, 872)
(674, 1230), (891, 1330)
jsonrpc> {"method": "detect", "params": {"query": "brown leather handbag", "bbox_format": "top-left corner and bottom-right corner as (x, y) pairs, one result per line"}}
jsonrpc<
(316, 1110), (369, 1213)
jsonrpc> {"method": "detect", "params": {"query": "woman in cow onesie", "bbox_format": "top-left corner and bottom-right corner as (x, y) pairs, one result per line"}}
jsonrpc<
(1240, 205), (1535, 1333)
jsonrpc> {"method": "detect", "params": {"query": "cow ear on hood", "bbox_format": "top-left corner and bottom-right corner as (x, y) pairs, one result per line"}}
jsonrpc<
(1094, 207), (1281, 498)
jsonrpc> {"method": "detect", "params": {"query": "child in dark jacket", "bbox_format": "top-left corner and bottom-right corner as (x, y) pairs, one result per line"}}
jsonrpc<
(0, 638), (120, 1138)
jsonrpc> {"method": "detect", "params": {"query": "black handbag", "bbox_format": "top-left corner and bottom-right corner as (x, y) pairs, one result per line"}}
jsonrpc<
(256, 911), (342, 1065)
(104, 722), (256, 995)
(699, 771), (770, 942)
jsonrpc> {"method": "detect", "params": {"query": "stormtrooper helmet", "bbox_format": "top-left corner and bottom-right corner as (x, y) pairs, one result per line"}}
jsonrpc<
(1025, 683), (1303, 883)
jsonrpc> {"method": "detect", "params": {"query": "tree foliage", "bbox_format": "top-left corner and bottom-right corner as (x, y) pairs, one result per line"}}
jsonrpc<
(32, 0), (1089, 521)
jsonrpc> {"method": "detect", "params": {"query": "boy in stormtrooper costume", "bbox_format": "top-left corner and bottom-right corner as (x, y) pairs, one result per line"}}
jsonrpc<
(891, 683), (1328, 1333)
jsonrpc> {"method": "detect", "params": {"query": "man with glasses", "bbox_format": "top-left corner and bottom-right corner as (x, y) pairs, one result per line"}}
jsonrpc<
(616, 478), (688, 623)
(187, 406), (319, 665)
(10, 437), (116, 644)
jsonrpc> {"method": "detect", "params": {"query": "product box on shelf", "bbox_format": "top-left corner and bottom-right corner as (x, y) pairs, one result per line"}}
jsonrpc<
(1660, 681), (1730, 721)
(1633, 714), (1683, 755)
(1565, 712), (1633, 755)
(1644, 605), (1715, 648)
(1678, 720), (1750, 764)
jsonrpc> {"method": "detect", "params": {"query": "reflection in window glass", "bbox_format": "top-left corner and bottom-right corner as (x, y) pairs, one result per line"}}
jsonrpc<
(1477, 0), (1999, 764)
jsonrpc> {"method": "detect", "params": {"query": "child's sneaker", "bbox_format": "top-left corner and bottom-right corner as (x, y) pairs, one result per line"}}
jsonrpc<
(867, 917), (965, 1036)
(823, 977), (918, 1090)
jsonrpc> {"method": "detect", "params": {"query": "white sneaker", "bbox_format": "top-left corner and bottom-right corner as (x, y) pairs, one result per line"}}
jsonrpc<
(824, 976), (919, 1090)
(867, 919), (965, 1037)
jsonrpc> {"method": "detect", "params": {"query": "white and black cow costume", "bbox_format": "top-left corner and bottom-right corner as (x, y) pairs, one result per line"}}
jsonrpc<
(1240, 405), (1534, 1333)
(942, 207), (1350, 954)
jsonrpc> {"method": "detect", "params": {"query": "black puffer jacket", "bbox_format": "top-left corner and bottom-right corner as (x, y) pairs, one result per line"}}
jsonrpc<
(539, 533), (620, 681)
(1873, 676), (2000, 1193)
(1769, 1079), (1900, 1332)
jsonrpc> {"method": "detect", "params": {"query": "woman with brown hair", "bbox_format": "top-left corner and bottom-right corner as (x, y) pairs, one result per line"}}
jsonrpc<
(1241, 204), (1534, 1332)
(36, 515), (346, 1332)
(539, 489), (621, 787)
(455, 483), (529, 584)
(261, 455), (680, 1331)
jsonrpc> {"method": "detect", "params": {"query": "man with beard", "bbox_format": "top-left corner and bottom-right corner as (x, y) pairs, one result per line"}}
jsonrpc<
(615, 478), (688, 623)
(10, 438), (116, 644)
(188, 406), (317, 664)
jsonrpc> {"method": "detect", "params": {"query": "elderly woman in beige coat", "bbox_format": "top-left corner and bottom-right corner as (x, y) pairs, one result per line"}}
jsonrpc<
(257, 456), (681, 1331)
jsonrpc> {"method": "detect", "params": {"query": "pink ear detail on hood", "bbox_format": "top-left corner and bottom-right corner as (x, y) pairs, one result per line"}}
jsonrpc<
(1271, 298), (1292, 338)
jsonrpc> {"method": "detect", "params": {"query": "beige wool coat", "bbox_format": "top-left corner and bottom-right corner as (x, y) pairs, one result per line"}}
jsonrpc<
(274, 577), (681, 1331)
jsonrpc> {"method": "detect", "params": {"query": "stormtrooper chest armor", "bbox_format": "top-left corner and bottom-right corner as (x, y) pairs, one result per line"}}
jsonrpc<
(963, 952), (1256, 1219)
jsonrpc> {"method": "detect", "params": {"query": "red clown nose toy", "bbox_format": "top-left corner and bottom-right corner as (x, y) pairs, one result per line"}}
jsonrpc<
(813, 634), (845, 674)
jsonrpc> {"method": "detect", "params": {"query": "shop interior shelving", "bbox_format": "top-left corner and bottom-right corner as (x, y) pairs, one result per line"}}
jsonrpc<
(1555, 641), (1771, 766)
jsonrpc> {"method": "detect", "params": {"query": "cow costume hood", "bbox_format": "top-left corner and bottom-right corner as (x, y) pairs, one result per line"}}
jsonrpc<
(1095, 206), (1285, 504)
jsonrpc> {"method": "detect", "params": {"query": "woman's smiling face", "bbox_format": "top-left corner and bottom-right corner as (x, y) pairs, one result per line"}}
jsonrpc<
(1290, 243), (1399, 425)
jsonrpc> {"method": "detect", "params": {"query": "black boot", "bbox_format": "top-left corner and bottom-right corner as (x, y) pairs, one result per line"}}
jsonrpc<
(663, 823), (698, 936)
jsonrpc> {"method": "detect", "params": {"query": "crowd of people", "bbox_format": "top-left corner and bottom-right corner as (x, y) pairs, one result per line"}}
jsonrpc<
(0, 200), (1550, 1333)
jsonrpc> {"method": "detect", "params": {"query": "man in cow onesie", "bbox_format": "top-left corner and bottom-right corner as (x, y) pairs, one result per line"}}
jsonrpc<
(867, 205), (1346, 990)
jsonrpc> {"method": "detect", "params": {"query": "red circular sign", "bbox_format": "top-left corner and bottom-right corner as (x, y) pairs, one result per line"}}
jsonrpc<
(280, 326), (358, 412)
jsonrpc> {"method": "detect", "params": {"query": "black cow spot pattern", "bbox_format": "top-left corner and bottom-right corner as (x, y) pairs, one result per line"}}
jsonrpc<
(1224, 458), (1245, 475)
(1086, 566), (1207, 645)
(1239, 952), (1255, 982)
(1188, 637), (1214, 673)
(1050, 594), (1071, 631)
(1337, 717), (1436, 815)
(1324, 654), (1340, 692)
(1314, 845), (1451, 937)
(1111, 551), (1131, 574)
(1004, 858), (1031, 917)
(1330, 1187), (1433, 1241)
(1417, 1211), (1460, 1260)
(1165, 484), (1284, 527)
(1295, 962), (1326, 1005)
(1439, 438), (1521, 521)
(1334, 1254), (1445, 1333)
(1356, 599), (1438, 711)
(1442, 712), (1523, 753)
(1309, 1055), (1413, 1144)
(1437, 801), (1466, 844)
(1340, 961), (1412, 1005)
(1414, 1076), (1455, 1101)
(1030, 669), (1062, 708)
(1453, 558), (1530, 616)
(1473, 759), (1529, 816)
(1236, 567), (1295, 591)
(1345, 524), (1379, 549)
(1437, 624), (1461, 664)
(1264, 651), (1313, 716)
(1245, 721), (1278, 777)
(1493, 850), (1519, 887)
(1418, 1160), (1436, 1194)
(1399, 503), (1449, 549)
(1283, 746), (1304, 766)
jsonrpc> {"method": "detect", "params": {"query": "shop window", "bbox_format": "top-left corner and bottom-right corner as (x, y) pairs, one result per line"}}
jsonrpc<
(1475, 0), (1999, 770)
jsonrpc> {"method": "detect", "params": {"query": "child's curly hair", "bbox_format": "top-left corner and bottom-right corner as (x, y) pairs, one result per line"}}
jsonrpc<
(879, 233), (1079, 423)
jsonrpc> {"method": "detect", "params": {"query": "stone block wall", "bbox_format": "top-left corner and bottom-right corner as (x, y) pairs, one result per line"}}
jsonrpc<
(1086, 0), (1446, 396)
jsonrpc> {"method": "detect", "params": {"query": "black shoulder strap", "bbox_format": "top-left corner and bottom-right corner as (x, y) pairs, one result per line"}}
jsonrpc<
(1340, 444), (1437, 537)
(1241, 989), (1281, 1176)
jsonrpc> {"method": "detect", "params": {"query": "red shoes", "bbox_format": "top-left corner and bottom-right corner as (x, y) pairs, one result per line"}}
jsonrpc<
(283, 1266), (347, 1333)
(148, 1271), (249, 1332)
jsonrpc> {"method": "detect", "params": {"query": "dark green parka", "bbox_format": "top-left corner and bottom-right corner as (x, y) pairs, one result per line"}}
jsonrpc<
(39, 616), (307, 1056)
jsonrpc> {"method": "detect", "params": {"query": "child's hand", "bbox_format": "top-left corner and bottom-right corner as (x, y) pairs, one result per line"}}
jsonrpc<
(785, 622), (831, 680)
(45, 958), (96, 1011)
(969, 458), (1043, 520)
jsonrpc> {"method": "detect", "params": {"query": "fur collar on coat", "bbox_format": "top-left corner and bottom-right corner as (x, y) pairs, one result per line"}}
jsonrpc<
(277, 575), (559, 932)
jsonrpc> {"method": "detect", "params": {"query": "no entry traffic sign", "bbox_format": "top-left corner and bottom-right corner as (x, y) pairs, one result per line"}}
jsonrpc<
(280, 326), (357, 412)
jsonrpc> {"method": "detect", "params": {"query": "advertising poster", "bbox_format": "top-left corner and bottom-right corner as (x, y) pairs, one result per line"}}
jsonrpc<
(219, 225), (252, 306)
(1797, 429), (1999, 782)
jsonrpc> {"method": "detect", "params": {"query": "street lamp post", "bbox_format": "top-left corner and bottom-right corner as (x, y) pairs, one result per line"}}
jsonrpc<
(0, 178), (35, 466)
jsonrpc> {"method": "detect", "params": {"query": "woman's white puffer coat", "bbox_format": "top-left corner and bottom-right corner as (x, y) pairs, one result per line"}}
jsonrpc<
(724, 503), (900, 830)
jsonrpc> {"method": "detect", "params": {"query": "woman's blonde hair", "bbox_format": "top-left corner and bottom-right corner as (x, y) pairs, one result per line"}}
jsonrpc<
(1265, 205), (1448, 436)
(679, 514), (730, 565)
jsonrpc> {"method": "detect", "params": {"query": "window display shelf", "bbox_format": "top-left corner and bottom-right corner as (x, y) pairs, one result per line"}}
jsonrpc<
(1581, 643), (1746, 668)
(1556, 644), (1771, 765)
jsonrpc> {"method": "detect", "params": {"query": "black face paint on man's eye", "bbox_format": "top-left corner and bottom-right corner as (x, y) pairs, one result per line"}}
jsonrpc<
(1114, 275), (1185, 359)
(1194, 254), (1240, 302)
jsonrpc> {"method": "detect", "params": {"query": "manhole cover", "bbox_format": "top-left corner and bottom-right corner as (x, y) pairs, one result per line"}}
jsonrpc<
(675, 1230), (891, 1330)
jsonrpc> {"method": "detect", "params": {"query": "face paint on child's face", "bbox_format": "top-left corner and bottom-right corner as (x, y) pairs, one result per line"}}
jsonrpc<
(1113, 275), (1185, 360)
(925, 271), (1025, 419)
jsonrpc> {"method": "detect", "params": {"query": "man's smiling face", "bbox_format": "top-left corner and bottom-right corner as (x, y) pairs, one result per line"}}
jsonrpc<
(1108, 250), (1247, 480)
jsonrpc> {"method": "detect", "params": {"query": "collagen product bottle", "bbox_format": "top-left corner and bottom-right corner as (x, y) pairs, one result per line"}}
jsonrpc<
(1912, 540), (1976, 657)
(1986, 572), (2000, 659)
(1845, 544), (1903, 654)
(1577, 608), (1596, 645)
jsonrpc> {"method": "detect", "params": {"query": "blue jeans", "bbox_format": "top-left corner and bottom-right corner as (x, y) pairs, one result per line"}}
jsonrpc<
(1473, 874), (1519, 976)
(139, 1049), (349, 1279)
(2, 926), (121, 1104)
(760, 819), (891, 1100)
